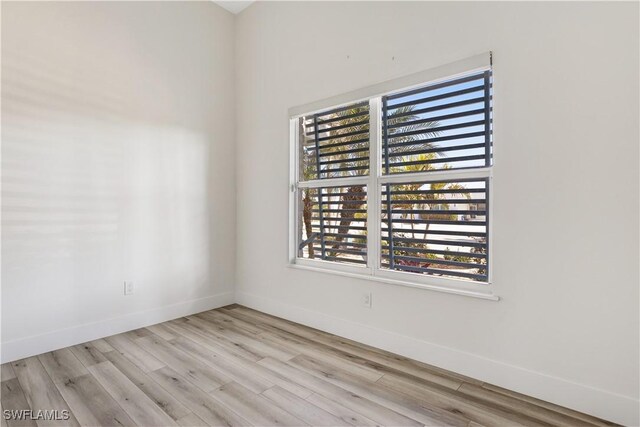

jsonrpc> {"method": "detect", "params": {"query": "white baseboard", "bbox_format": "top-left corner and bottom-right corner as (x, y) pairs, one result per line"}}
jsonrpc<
(236, 291), (639, 426)
(1, 292), (234, 364)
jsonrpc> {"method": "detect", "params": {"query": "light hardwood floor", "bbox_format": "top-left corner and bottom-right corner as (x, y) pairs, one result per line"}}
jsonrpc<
(1, 305), (617, 427)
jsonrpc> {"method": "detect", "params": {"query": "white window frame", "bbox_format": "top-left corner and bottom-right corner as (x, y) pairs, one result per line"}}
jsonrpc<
(288, 53), (497, 301)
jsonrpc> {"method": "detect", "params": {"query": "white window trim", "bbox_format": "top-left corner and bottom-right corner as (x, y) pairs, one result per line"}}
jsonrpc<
(288, 53), (498, 301)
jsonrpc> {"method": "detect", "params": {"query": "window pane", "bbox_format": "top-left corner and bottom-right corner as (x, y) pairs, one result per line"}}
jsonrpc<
(381, 179), (488, 282)
(298, 185), (367, 265)
(298, 102), (370, 181)
(382, 71), (492, 174)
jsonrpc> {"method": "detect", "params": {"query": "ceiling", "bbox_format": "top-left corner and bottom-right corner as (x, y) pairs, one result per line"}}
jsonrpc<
(214, 1), (254, 14)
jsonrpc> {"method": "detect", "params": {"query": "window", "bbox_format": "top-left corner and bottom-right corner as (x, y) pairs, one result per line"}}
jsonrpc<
(289, 54), (493, 296)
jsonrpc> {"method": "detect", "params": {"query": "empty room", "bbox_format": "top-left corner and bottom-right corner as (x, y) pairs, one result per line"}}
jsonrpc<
(1, 1), (638, 426)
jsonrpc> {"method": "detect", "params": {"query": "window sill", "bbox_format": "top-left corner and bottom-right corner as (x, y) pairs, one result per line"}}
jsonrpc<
(287, 263), (500, 301)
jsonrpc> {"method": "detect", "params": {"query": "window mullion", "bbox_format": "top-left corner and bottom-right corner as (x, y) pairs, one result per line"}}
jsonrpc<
(289, 118), (299, 263)
(368, 98), (381, 273)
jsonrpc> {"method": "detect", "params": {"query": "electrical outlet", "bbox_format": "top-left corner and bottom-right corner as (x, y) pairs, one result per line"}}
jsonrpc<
(124, 281), (134, 295)
(362, 292), (372, 308)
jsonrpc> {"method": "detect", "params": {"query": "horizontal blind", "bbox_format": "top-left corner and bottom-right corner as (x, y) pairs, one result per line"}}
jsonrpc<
(382, 71), (492, 174)
(381, 178), (488, 282)
(300, 102), (370, 180)
(298, 185), (367, 266)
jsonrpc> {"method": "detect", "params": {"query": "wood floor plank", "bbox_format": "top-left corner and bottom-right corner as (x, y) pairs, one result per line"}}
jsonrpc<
(123, 328), (153, 340)
(146, 323), (178, 341)
(262, 386), (348, 426)
(53, 373), (136, 427)
(38, 349), (88, 383)
(1, 364), (17, 382)
(136, 335), (231, 392)
(479, 383), (617, 427)
(105, 333), (165, 373)
(225, 307), (390, 355)
(170, 336), (273, 393)
(176, 413), (209, 427)
(164, 322), (313, 399)
(198, 310), (262, 335)
(261, 327), (460, 389)
(0, 401), (6, 427)
(87, 361), (177, 426)
(210, 381), (308, 427)
(11, 357), (79, 426)
(458, 382), (601, 427)
(305, 392), (381, 427)
(260, 332), (384, 383)
(187, 315), (297, 362)
(169, 318), (262, 362)
(90, 339), (115, 353)
(211, 310), (382, 383)
(258, 357), (422, 427)
(256, 330), (385, 383)
(288, 354), (470, 427)
(1, 379), (37, 427)
(149, 366), (250, 427)
(69, 342), (108, 367)
(225, 306), (466, 389)
(39, 348), (136, 427)
(102, 350), (191, 421)
(378, 372), (549, 427)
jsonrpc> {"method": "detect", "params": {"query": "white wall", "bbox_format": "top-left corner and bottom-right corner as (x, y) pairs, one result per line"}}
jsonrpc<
(1, 2), (236, 360)
(235, 2), (639, 425)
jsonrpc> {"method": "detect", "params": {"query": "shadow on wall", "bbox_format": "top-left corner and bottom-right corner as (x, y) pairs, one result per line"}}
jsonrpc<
(1, 45), (212, 342)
